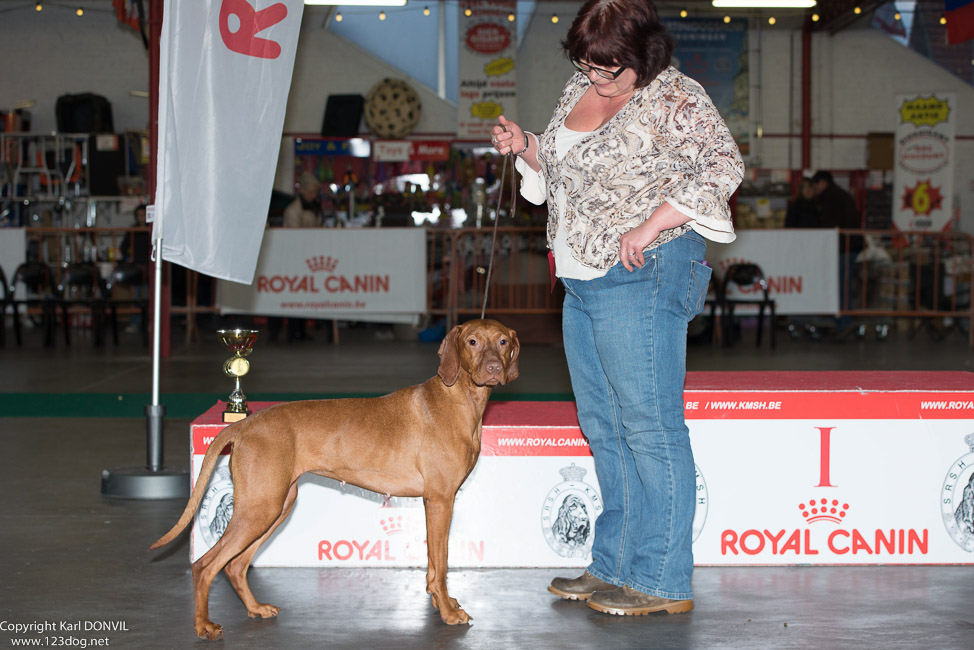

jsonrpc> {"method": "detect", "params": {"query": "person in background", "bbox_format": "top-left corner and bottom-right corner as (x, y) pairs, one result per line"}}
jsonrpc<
(811, 170), (863, 318)
(282, 171), (322, 228)
(491, 0), (743, 617)
(784, 177), (822, 229)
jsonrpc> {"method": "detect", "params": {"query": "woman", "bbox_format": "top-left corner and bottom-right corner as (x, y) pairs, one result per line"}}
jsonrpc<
(491, 0), (743, 616)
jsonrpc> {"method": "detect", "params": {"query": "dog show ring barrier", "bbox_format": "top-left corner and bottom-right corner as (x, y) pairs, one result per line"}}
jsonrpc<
(187, 371), (974, 568)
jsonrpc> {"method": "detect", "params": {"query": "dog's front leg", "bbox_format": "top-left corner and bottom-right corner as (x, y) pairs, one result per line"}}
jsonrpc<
(423, 495), (470, 624)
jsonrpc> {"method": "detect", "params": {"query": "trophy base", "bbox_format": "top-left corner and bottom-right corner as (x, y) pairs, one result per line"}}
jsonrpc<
(223, 411), (249, 423)
(100, 466), (190, 500)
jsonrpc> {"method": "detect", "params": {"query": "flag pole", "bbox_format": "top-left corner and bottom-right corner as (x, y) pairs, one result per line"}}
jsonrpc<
(101, 0), (188, 499)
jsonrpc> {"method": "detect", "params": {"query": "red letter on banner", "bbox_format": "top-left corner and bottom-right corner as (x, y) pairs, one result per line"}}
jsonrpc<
(219, 0), (287, 60)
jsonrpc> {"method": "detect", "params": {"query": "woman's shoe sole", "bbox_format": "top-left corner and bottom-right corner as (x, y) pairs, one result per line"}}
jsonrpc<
(547, 585), (593, 601)
(586, 599), (694, 616)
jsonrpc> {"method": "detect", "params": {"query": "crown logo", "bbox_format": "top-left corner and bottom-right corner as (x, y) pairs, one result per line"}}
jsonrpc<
(965, 432), (974, 452)
(380, 515), (405, 536)
(559, 463), (587, 483)
(306, 256), (338, 273)
(799, 498), (849, 524)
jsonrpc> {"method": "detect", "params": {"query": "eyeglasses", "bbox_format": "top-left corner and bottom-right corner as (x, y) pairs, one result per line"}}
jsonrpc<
(570, 57), (626, 80)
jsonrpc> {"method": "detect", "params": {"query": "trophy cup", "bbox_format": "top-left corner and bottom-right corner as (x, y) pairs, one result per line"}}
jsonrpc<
(217, 329), (259, 423)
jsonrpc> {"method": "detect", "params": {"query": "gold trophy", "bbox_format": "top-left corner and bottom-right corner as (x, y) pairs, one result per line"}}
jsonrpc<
(217, 329), (259, 423)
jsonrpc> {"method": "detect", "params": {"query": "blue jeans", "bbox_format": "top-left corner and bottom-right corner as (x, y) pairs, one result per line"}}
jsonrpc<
(560, 231), (711, 600)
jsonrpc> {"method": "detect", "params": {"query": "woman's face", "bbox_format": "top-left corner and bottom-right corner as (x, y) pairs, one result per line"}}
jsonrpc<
(578, 59), (638, 98)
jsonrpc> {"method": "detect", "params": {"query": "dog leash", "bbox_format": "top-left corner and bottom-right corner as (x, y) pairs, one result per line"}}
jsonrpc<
(480, 132), (519, 319)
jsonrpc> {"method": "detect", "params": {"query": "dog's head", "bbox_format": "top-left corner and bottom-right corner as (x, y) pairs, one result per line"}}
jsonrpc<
(437, 319), (520, 387)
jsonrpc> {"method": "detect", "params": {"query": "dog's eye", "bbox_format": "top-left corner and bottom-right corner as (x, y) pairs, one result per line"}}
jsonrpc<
(499, 339), (507, 346)
(467, 338), (478, 346)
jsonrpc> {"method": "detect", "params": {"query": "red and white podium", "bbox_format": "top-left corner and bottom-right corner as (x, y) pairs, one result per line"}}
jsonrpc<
(189, 371), (974, 567)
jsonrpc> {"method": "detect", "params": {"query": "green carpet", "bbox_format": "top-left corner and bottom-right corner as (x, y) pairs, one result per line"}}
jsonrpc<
(0, 392), (574, 418)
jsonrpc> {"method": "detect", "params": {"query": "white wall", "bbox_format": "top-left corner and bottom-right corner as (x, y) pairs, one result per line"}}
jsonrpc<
(1, 5), (971, 232)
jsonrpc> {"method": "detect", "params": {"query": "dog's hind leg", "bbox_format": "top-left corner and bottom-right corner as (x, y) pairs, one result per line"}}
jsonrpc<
(190, 491), (290, 640)
(424, 494), (470, 625)
(224, 481), (299, 619)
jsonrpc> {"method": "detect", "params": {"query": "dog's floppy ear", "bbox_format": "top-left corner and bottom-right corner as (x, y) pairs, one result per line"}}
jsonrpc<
(437, 324), (463, 386)
(505, 328), (520, 383)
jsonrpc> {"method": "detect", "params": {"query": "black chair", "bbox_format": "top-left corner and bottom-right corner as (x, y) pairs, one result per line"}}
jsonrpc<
(720, 263), (776, 348)
(102, 262), (149, 347)
(55, 262), (105, 346)
(9, 261), (58, 347)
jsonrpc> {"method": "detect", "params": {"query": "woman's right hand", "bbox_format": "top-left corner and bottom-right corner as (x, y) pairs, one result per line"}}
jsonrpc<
(490, 115), (528, 157)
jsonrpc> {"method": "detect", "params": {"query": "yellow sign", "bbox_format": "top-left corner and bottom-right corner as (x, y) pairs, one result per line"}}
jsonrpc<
(899, 96), (950, 128)
(485, 57), (515, 77)
(470, 101), (503, 120)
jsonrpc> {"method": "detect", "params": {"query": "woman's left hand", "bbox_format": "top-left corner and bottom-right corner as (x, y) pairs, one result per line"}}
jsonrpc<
(619, 220), (660, 272)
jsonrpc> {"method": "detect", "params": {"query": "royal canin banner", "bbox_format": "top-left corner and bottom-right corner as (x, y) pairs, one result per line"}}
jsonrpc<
(188, 372), (974, 567)
(372, 140), (452, 163)
(215, 228), (426, 324)
(153, 0), (304, 284)
(705, 229), (839, 315)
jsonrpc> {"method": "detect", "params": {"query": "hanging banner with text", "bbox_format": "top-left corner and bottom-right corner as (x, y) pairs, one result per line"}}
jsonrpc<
(457, 0), (518, 140)
(893, 93), (956, 231)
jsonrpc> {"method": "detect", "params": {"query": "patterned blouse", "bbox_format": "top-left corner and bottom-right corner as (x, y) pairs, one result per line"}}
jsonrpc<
(519, 67), (745, 270)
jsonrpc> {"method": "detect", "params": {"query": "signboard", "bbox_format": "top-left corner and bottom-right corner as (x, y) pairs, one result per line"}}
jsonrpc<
(893, 93), (956, 231)
(372, 140), (451, 162)
(216, 228), (426, 324)
(457, 0), (518, 140)
(189, 374), (974, 567)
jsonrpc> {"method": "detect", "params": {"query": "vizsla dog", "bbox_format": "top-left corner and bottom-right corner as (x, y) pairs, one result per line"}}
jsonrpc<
(150, 319), (519, 640)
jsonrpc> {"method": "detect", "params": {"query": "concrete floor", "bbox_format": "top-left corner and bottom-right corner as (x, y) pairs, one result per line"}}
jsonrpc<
(1, 317), (973, 649)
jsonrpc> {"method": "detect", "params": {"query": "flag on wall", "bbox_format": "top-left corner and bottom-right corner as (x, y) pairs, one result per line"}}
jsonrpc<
(153, 0), (304, 284)
(945, 0), (974, 44)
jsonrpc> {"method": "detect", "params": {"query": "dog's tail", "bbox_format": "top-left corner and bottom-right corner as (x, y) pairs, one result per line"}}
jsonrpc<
(148, 424), (240, 551)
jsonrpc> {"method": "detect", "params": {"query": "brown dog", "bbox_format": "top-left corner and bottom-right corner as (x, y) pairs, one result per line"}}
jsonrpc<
(150, 319), (519, 640)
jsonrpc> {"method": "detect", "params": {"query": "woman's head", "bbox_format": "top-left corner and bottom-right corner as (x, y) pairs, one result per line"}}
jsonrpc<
(562, 0), (675, 88)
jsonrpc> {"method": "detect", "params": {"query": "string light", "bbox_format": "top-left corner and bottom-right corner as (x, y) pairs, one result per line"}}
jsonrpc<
(335, 11), (342, 21)
(507, 12), (515, 21)
(853, 5), (861, 14)
(811, 12), (819, 21)
(939, 15), (946, 24)
(423, 6), (429, 16)
(680, 9), (688, 17)
(76, 6), (82, 15)
(723, 15), (731, 23)
(464, 8), (471, 16)
(35, 2), (42, 11)
(551, 13), (558, 23)
(768, 16), (775, 24)
(894, 11), (900, 20)
(379, 10), (386, 20)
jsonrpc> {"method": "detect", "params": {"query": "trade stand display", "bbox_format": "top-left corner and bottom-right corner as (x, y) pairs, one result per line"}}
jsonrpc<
(188, 371), (974, 567)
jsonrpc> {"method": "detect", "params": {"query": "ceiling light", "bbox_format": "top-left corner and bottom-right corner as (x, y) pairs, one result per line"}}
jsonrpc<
(853, 6), (862, 14)
(940, 15), (947, 24)
(508, 12), (515, 21)
(464, 8), (472, 17)
(76, 6), (83, 15)
(551, 13), (558, 23)
(423, 6), (430, 16)
(680, 9), (688, 17)
(35, 2), (42, 11)
(304, 0), (405, 5)
(379, 10), (386, 20)
(713, 0), (816, 7)
(723, 15), (731, 22)
(811, 13), (819, 21)
(768, 16), (776, 24)
(335, 11), (342, 20)
(894, 11), (900, 20)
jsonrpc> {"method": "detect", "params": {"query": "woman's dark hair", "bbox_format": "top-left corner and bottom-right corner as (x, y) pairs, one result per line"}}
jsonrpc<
(562, 0), (675, 88)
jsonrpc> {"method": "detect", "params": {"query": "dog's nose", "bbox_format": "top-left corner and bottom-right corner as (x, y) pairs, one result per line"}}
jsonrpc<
(486, 361), (502, 376)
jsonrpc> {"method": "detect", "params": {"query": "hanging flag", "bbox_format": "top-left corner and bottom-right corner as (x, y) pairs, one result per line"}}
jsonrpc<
(153, 0), (304, 284)
(945, 0), (974, 44)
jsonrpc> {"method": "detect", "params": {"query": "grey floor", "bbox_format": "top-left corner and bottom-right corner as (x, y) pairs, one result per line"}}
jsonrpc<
(1, 316), (973, 649)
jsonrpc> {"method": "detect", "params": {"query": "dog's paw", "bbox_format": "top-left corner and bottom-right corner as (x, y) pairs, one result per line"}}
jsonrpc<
(442, 607), (472, 625)
(247, 603), (280, 619)
(194, 620), (223, 641)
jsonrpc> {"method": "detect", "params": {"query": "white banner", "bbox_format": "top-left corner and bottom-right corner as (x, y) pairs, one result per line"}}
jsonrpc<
(216, 228), (426, 323)
(154, 0), (305, 284)
(705, 229), (839, 315)
(893, 93), (956, 231)
(457, 0), (518, 140)
(189, 386), (974, 567)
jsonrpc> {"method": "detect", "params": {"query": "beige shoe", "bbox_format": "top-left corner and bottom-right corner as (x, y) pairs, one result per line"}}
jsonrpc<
(587, 585), (693, 616)
(547, 571), (617, 601)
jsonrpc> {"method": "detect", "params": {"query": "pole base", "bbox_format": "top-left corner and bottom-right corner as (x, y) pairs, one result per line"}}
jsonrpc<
(101, 466), (189, 500)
